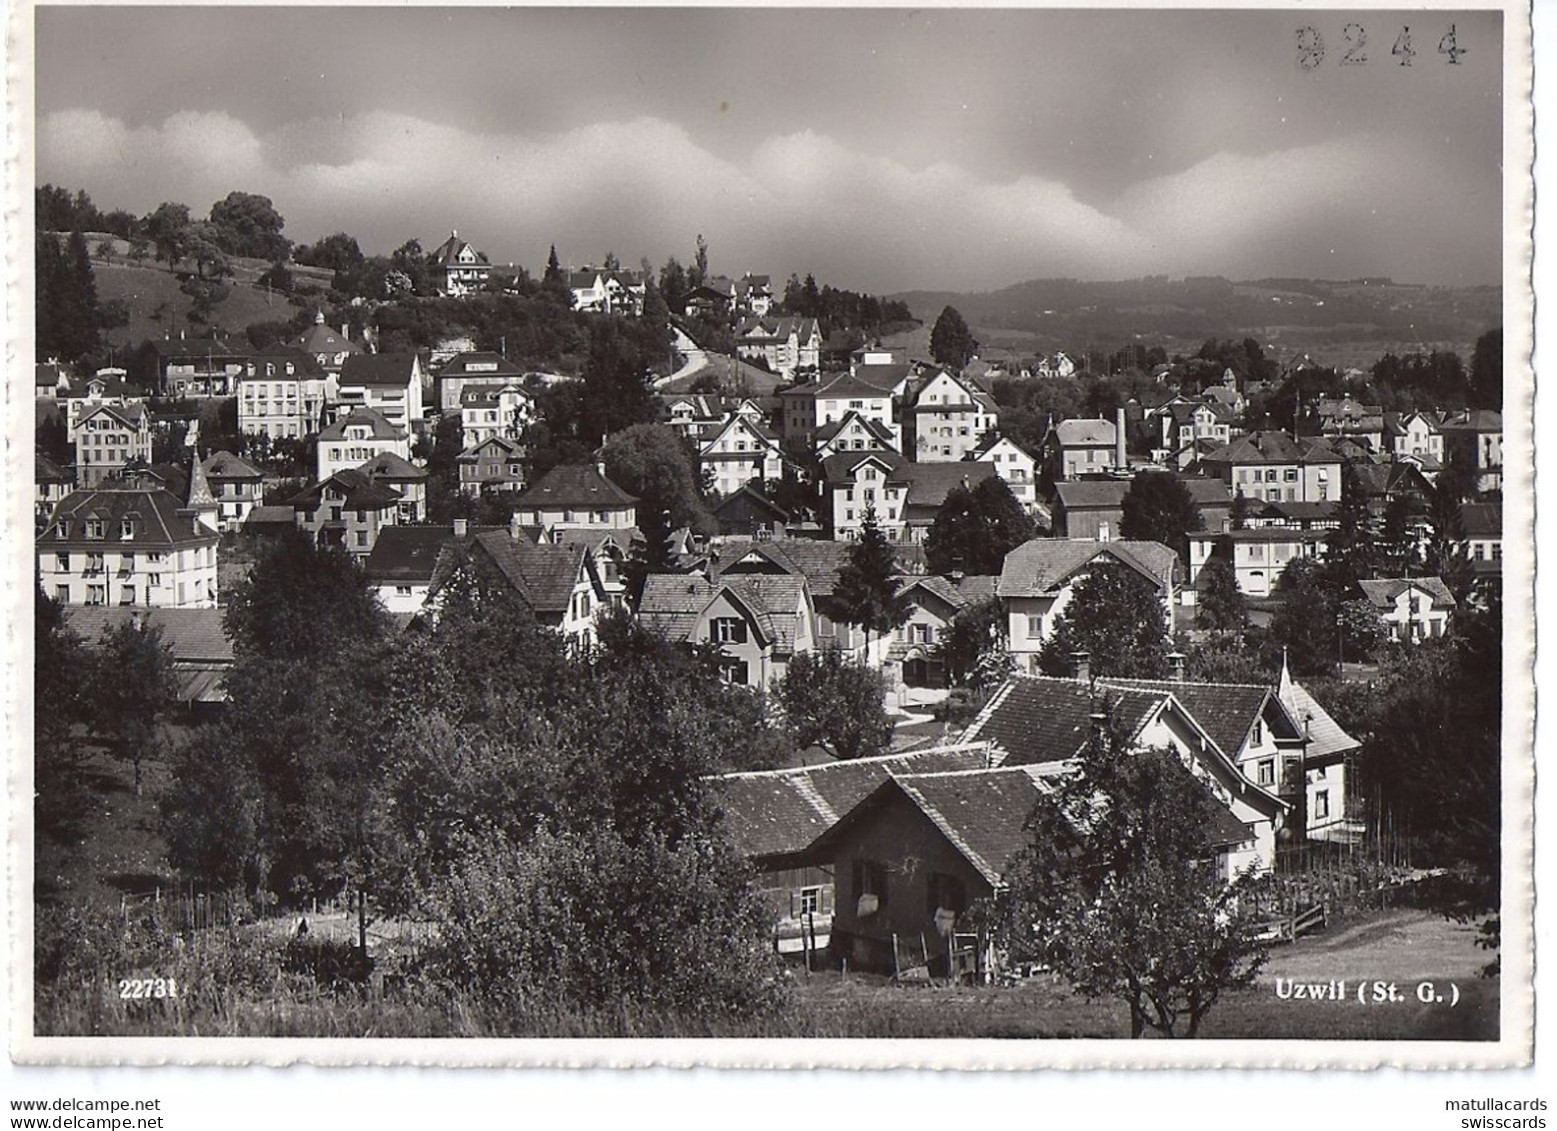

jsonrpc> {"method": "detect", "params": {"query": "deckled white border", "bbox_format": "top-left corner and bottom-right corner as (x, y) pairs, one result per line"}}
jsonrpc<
(4, 0), (1535, 1069)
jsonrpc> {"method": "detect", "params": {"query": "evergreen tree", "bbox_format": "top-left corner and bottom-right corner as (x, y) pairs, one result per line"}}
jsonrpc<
(930, 306), (978, 370)
(1037, 560), (1171, 678)
(832, 502), (910, 651)
(692, 234), (709, 287)
(1424, 480), (1475, 601)
(1378, 494), (1420, 577)
(1194, 557), (1247, 631)
(1469, 327), (1503, 411)
(1266, 557), (1339, 677)
(1324, 462), (1375, 587)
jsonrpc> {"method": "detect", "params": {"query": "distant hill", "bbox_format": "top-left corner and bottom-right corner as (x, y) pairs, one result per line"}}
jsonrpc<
(889, 276), (1501, 368)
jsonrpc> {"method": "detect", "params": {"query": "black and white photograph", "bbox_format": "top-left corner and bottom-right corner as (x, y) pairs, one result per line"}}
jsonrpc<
(11, 0), (1533, 1077)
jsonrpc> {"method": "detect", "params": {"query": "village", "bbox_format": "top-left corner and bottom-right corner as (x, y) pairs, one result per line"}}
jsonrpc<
(32, 193), (1505, 1040)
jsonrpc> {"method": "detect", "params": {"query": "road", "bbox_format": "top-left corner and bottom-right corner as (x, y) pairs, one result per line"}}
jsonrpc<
(654, 325), (706, 389)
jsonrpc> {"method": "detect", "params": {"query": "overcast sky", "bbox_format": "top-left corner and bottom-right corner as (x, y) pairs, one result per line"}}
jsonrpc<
(35, 7), (1503, 292)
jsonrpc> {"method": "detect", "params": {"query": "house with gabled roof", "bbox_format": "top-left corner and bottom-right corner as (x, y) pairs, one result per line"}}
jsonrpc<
(460, 382), (534, 451)
(963, 674), (1287, 873)
(815, 410), (899, 461)
(783, 368), (904, 446)
(201, 450), (264, 532)
(569, 267), (648, 316)
(997, 538), (1178, 670)
(512, 462), (638, 538)
(154, 336), (253, 397)
(336, 353), (426, 432)
(714, 743), (995, 958)
(1356, 576), (1455, 645)
(1459, 502), (1502, 590)
(734, 273), (774, 316)
(638, 571), (816, 690)
(62, 367), (139, 433)
(457, 436), (527, 497)
(358, 450), (429, 523)
(734, 315), (822, 379)
(317, 407), (410, 482)
(822, 450), (998, 542)
(1316, 397), (1385, 452)
(971, 434), (1042, 515)
(1438, 409), (1503, 494)
(428, 230), (491, 296)
(38, 485), (220, 608)
(713, 483), (792, 540)
(886, 573), (999, 687)
(74, 402), (152, 488)
(684, 275), (737, 320)
(1052, 474), (1231, 541)
(363, 518), (495, 614)
(429, 529), (609, 645)
(904, 367), (998, 463)
(64, 606), (236, 708)
(286, 468), (403, 558)
(1041, 415), (1123, 481)
(36, 361), (71, 400)
(698, 412), (783, 498)
(1384, 410), (1444, 464)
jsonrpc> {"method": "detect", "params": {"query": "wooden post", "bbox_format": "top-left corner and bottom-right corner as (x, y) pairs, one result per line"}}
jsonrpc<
(357, 888), (368, 958)
(920, 933), (930, 982)
(891, 933), (900, 982)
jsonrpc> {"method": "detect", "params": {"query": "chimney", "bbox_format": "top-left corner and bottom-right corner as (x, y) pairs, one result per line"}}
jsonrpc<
(597, 459), (609, 479)
(1071, 650), (1091, 683)
(1115, 406), (1127, 468)
(128, 610), (143, 632)
(452, 517), (468, 539)
(1098, 520), (1110, 543)
(342, 323), (351, 342)
(509, 511), (523, 542)
(1168, 651), (1186, 682)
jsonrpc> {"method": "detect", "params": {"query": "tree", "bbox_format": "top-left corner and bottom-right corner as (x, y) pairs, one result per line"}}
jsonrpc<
(208, 191), (291, 261)
(88, 617), (179, 796)
(1266, 557), (1338, 678)
(692, 233), (709, 287)
(602, 423), (715, 537)
(294, 232), (364, 275)
(1469, 328), (1502, 411)
(659, 257), (689, 315)
(142, 201), (191, 266)
(777, 650), (893, 761)
(1424, 480), (1475, 601)
(1377, 495), (1420, 577)
(1194, 557), (1247, 631)
(1120, 472), (1204, 558)
(1037, 560), (1171, 678)
(997, 710), (1268, 1037)
(930, 596), (1011, 691)
(36, 230), (103, 362)
(1323, 463), (1376, 587)
(224, 529), (387, 660)
(930, 306), (978, 370)
(35, 589), (90, 840)
(924, 478), (1035, 576)
(832, 503), (910, 651)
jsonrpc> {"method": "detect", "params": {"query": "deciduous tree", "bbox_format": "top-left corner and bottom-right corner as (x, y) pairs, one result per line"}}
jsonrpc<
(924, 477), (1034, 576)
(1037, 560), (1170, 678)
(1120, 471), (1204, 558)
(777, 649), (892, 761)
(930, 306), (978, 370)
(1194, 557), (1247, 631)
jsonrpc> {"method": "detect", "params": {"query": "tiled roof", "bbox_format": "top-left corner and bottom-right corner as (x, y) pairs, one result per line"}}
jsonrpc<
(1054, 480), (1128, 510)
(151, 337), (253, 361)
(971, 433), (1039, 462)
(997, 538), (1177, 598)
(713, 484), (790, 522)
(80, 401), (147, 428)
(202, 450), (262, 481)
(63, 606), (233, 665)
(1259, 500), (1338, 523)
(463, 531), (590, 615)
(285, 469), (403, 510)
(440, 351), (525, 379)
(1201, 431), (1342, 466)
(638, 573), (809, 652)
(460, 384), (528, 407)
(820, 449), (904, 486)
(294, 323), (361, 359)
(38, 488), (217, 548)
(36, 362), (67, 388)
(513, 463), (637, 509)
(714, 743), (992, 861)
(319, 407), (404, 442)
(1357, 577), (1456, 608)
(890, 767), (1062, 884)
(1055, 418), (1116, 447)
(339, 353), (419, 388)
(36, 453), (70, 484)
(897, 461), (998, 516)
(1460, 502), (1502, 538)
(1438, 410), (1503, 433)
(429, 233), (489, 267)
(1278, 660), (1362, 761)
(961, 675), (1168, 769)
(1094, 678), (1297, 758)
(358, 451), (427, 481)
(899, 573), (999, 611)
(363, 524), (495, 583)
(245, 505), (295, 527)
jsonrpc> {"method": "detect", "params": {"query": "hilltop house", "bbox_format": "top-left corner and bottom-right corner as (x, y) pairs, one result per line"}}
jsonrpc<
(436, 351), (528, 413)
(154, 336), (252, 397)
(428, 231), (492, 296)
(292, 312), (362, 375)
(734, 316), (822, 379)
(569, 267), (648, 316)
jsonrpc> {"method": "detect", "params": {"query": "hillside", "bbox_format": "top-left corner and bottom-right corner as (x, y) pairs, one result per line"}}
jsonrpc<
(890, 276), (1501, 368)
(62, 232), (334, 349)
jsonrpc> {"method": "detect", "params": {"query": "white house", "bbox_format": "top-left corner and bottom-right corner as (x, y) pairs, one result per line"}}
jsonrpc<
(74, 403), (152, 488)
(460, 383), (535, 450)
(997, 539), (1177, 672)
(316, 407), (411, 482)
(237, 348), (330, 440)
(970, 434), (1041, 513)
(1187, 527), (1327, 598)
(336, 353), (426, 432)
(905, 368), (998, 463)
(428, 231), (492, 296)
(1356, 577), (1455, 644)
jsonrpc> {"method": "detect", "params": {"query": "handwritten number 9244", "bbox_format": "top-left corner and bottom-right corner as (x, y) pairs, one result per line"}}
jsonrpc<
(1297, 24), (1466, 69)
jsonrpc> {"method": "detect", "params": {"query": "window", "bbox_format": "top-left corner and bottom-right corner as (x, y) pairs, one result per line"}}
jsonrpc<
(84, 518), (104, 540)
(1256, 759), (1276, 786)
(148, 552), (164, 565)
(1027, 614), (1043, 639)
(86, 584), (106, 606)
(55, 553), (69, 572)
(85, 552), (104, 575)
(355, 531), (369, 548)
(356, 509), (367, 523)
(927, 872), (967, 918)
(119, 586), (135, 606)
(120, 518), (135, 539)
(55, 585), (70, 603)
(119, 553), (135, 576)
(852, 859), (888, 911)
(148, 573), (161, 588)
(796, 887), (823, 917)
(717, 657), (748, 685)
(712, 617), (748, 645)
(1314, 790), (1330, 820)
(1251, 719), (1263, 745)
(1284, 468), (1299, 482)
(395, 585), (413, 597)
